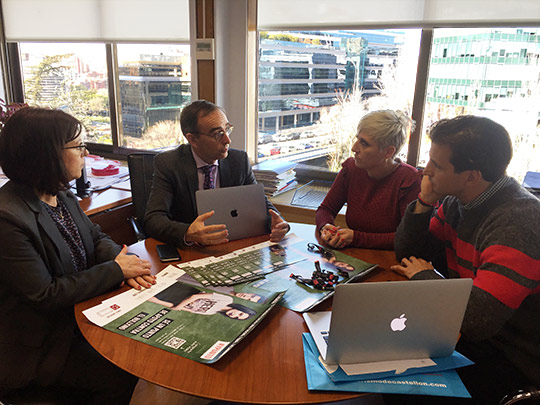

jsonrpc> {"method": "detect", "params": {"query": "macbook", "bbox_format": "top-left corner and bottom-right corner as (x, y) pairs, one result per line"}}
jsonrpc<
(196, 183), (268, 241)
(303, 278), (473, 365)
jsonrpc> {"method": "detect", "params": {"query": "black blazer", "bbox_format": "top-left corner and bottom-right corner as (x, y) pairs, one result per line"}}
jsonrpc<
(144, 144), (276, 246)
(0, 181), (124, 390)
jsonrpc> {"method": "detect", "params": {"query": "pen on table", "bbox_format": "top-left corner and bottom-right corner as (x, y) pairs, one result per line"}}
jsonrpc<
(277, 178), (296, 192)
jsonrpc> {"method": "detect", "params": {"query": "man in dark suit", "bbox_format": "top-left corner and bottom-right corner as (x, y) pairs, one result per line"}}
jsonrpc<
(144, 100), (289, 247)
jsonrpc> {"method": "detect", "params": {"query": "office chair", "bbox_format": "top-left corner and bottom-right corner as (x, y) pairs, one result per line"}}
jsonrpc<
(500, 387), (540, 404)
(127, 153), (156, 241)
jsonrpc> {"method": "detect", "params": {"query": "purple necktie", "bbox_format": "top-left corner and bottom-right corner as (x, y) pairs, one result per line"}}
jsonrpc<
(201, 165), (215, 189)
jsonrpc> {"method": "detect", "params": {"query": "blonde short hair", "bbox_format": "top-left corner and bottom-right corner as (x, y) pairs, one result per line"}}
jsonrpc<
(356, 110), (415, 157)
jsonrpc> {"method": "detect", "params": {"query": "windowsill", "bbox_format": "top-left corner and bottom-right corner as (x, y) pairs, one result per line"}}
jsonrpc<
(270, 184), (346, 227)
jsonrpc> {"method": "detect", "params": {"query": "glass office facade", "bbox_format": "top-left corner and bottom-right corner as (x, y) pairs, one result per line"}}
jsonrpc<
(257, 29), (420, 171)
(420, 28), (540, 180)
(257, 27), (540, 181)
(117, 44), (191, 149)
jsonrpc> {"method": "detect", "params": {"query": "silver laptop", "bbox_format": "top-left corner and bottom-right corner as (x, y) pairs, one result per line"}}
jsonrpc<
(196, 183), (268, 241)
(304, 279), (472, 365)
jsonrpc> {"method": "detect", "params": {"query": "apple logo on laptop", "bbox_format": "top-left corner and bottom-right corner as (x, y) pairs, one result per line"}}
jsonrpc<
(390, 314), (407, 331)
(230, 209), (238, 218)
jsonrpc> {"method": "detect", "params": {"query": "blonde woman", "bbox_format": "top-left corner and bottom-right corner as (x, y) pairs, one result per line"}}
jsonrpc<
(316, 110), (421, 250)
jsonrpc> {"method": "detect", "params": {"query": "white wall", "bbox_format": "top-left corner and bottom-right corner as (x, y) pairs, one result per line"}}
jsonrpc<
(215, 0), (249, 152)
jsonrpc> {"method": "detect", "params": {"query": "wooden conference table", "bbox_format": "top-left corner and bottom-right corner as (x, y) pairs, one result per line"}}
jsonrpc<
(75, 223), (405, 404)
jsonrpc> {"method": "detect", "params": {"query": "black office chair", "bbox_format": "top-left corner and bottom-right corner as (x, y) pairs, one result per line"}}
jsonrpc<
(127, 153), (156, 241)
(500, 387), (540, 404)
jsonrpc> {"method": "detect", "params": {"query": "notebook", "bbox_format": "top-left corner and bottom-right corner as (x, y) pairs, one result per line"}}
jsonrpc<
(303, 279), (473, 366)
(195, 183), (269, 241)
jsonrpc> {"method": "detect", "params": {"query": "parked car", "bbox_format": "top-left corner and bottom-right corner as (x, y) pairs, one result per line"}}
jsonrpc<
(277, 134), (291, 142)
(258, 132), (275, 144)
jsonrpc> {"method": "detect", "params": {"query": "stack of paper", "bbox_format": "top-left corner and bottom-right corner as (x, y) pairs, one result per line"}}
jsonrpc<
(252, 160), (297, 197)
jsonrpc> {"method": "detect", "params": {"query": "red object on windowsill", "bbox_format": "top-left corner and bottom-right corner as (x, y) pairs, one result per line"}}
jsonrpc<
(91, 162), (120, 176)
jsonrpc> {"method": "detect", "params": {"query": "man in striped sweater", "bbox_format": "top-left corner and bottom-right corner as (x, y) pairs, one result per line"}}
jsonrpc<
(391, 115), (540, 403)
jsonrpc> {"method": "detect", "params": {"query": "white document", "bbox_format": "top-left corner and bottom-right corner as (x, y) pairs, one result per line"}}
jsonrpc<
(340, 358), (435, 376)
(83, 265), (185, 327)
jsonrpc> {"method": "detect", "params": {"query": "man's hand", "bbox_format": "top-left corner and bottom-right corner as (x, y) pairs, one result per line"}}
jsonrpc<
(185, 211), (229, 245)
(269, 209), (289, 242)
(415, 175), (444, 213)
(391, 256), (434, 279)
(320, 224), (353, 249)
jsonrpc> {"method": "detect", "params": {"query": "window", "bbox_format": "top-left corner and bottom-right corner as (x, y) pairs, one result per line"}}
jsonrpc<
(420, 27), (540, 182)
(257, 29), (421, 173)
(256, 0), (540, 183)
(117, 44), (191, 150)
(18, 43), (191, 152)
(20, 43), (111, 144)
(2, 0), (191, 155)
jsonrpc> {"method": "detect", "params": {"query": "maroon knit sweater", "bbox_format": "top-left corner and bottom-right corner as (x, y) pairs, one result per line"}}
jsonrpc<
(316, 158), (421, 249)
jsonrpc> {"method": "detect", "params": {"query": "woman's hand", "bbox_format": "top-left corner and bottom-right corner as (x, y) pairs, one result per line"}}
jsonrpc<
(320, 224), (353, 249)
(125, 275), (156, 290)
(115, 245), (155, 290)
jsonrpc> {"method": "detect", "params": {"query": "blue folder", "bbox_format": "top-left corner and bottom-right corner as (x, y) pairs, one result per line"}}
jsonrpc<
(303, 333), (472, 398)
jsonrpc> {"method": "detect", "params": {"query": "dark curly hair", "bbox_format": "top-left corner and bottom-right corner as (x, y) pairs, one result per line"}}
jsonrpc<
(428, 115), (512, 182)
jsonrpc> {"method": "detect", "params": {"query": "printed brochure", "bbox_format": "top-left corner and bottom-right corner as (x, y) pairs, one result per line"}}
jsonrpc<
(83, 265), (284, 363)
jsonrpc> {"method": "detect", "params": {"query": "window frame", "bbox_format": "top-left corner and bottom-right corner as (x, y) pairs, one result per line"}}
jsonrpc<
(2, 9), (539, 165)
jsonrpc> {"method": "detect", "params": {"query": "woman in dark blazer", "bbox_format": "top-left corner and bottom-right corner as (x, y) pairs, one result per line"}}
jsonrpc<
(0, 107), (155, 404)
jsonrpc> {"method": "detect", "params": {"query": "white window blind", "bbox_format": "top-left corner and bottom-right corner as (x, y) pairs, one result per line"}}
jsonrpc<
(2, 0), (190, 42)
(258, 0), (540, 30)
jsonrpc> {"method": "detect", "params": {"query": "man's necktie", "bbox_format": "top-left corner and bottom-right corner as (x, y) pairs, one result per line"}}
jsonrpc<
(201, 165), (215, 189)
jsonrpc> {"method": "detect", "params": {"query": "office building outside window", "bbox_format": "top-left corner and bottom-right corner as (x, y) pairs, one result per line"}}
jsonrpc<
(257, 29), (420, 173)
(258, 27), (540, 183)
(420, 27), (540, 182)
(117, 44), (191, 150)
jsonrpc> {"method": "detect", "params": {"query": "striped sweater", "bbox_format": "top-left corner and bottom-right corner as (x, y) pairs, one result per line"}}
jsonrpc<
(395, 176), (540, 385)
